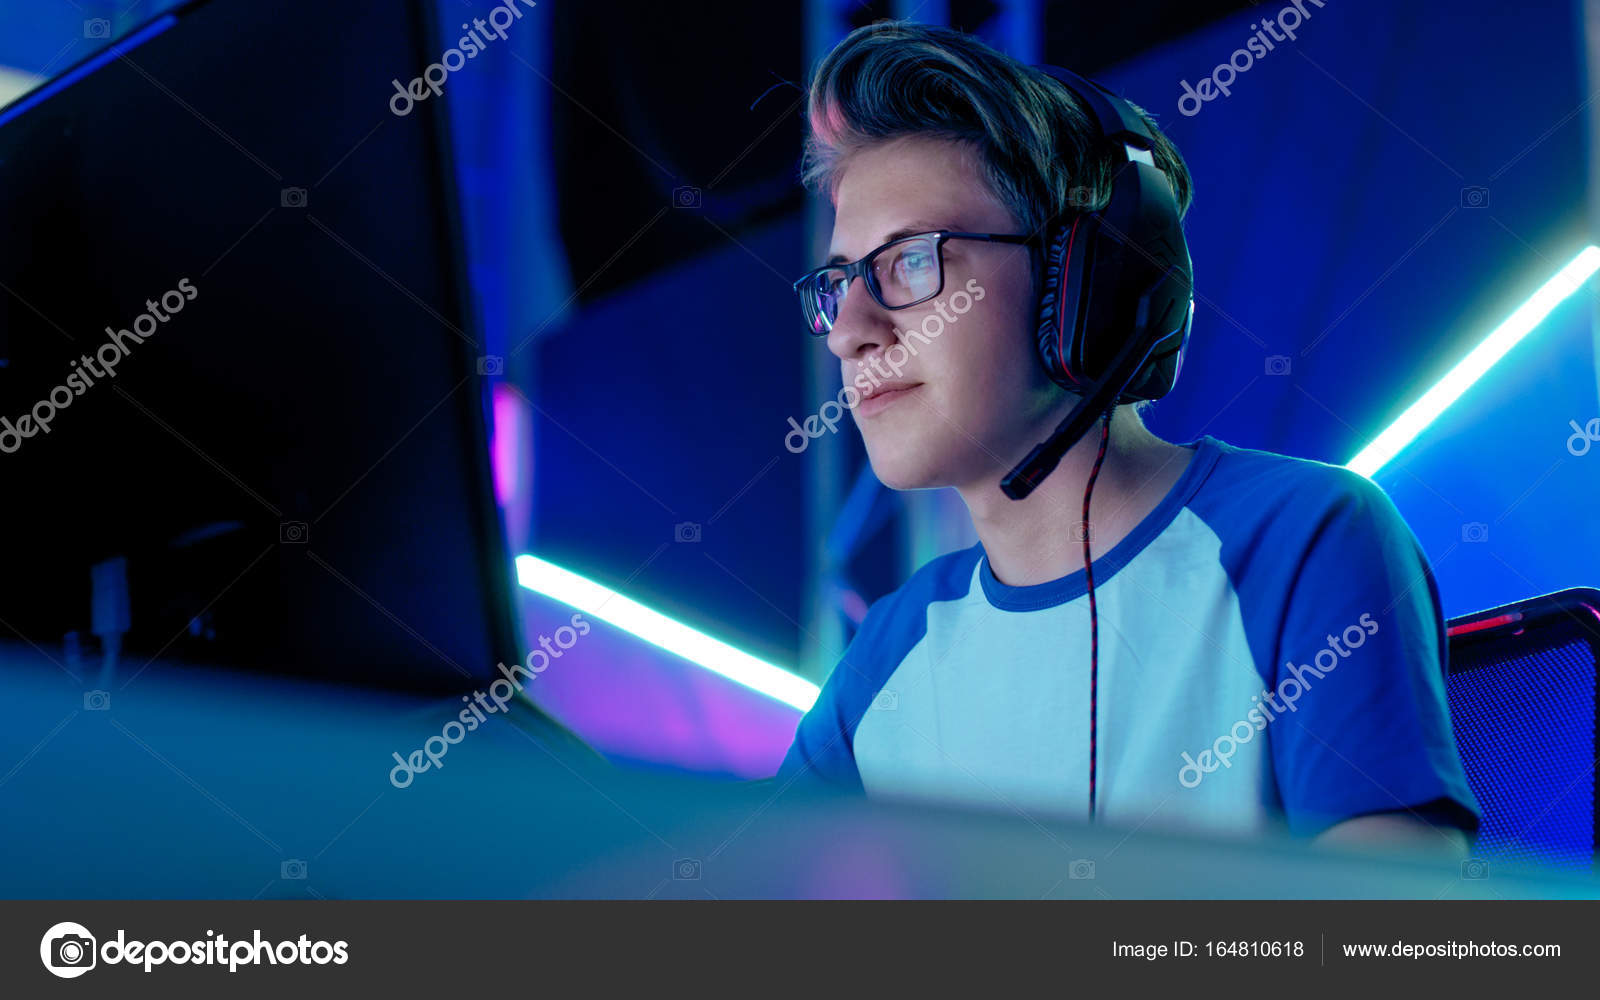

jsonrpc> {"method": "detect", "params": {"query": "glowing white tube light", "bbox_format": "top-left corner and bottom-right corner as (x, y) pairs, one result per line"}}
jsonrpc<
(515, 554), (819, 711)
(1347, 245), (1600, 477)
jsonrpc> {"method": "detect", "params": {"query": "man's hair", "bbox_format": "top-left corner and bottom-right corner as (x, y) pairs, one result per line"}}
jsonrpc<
(801, 20), (1194, 242)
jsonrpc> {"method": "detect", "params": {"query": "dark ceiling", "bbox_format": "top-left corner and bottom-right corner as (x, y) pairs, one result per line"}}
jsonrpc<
(548, 0), (1259, 299)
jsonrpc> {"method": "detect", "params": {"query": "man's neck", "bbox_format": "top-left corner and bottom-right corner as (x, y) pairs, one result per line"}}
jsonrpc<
(957, 408), (1195, 588)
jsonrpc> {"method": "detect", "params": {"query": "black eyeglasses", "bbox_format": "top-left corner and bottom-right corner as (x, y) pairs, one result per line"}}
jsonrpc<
(792, 230), (1035, 336)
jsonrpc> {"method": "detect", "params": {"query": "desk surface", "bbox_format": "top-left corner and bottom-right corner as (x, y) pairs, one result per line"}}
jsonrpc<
(1, 643), (1594, 899)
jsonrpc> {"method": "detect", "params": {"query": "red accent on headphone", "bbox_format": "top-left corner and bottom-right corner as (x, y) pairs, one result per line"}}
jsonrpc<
(1055, 216), (1083, 388)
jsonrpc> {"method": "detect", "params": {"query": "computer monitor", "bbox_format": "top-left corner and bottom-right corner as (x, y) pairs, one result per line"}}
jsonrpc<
(0, 0), (522, 692)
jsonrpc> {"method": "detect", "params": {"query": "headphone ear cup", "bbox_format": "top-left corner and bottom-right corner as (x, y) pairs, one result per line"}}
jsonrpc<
(1034, 216), (1091, 390)
(1034, 223), (1071, 387)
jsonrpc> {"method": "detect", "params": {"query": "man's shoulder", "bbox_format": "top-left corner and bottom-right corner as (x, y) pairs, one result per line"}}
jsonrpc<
(1199, 435), (1377, 497)
(1181, 438), (1431, 629)
(1188, 436), (1395, 530)
(859, 542), (985, 638)
(806, 544), (984, 722)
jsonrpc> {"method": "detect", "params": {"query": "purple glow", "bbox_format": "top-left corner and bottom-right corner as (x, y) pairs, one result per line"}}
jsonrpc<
(800, 838), (915, 898)
(491, 385), (522, 507)
(514, 588), (801, 777)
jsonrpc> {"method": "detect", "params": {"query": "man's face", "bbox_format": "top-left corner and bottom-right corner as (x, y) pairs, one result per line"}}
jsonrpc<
(825, 135), (1064, 492)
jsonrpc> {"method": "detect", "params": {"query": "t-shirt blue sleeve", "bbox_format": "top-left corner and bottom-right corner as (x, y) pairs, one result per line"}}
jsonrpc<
(775, 677), (864, 792)
(775, 546), (979, 794)
(776, 573), (936, 793)
(774, 618), (882, 793)
(1261, 468), (1480, 837)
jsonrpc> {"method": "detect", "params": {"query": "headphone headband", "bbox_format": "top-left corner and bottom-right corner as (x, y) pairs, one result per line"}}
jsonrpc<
(1035, 64), (1156, 152)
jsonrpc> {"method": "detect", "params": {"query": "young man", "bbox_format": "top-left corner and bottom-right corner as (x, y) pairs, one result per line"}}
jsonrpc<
(778, 21), (1479, 851)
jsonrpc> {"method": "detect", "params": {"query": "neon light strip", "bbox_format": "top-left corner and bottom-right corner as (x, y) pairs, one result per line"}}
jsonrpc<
(515, 555), (819, 711)
(1347, 245), (1600, 477)
(0, 16), (179, 130)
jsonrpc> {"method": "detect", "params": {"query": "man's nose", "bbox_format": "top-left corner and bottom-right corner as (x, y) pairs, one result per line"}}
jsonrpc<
(826, 275), (894, 362)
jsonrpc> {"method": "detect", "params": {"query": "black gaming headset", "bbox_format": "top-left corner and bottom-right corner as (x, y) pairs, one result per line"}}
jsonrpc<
(999, 65), (1195, 501)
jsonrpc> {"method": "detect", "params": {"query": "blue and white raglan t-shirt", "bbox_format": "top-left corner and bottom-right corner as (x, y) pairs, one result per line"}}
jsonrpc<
(777, 436), (1481, 839)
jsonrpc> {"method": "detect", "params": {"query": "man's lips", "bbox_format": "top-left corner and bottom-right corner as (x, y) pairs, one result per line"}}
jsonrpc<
(855, 382), (922, 416)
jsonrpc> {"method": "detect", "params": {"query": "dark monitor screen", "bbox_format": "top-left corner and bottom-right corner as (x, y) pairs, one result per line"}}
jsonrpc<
(0, 0), (517, 692)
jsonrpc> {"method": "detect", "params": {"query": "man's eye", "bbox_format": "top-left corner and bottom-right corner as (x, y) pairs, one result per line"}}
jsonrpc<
(895, 252), (934, 279)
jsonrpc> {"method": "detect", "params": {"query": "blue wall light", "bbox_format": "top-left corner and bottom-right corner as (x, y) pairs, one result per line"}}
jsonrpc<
(1348, 246), (1600, 478)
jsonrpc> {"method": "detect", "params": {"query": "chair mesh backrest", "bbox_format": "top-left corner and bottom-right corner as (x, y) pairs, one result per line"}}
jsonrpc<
(1447, 622), (1596, 871)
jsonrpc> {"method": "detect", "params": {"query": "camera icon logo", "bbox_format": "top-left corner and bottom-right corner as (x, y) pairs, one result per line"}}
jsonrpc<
(281, 859), (308, 880)
(672, 185), (702, 209)
(477, 355), (504, 376)
(1068, 186), (1095, 209)
(40, 921), (97, 978)
(84, 18), (111, 38)
(1461, 521), (1489, 544)
(83, 690), (111, 711)
(1068, 859), (1096, 880)
(1461, 857), (1490, 880)
(1460, 186), (1490, 208)
(280, 187), (308, 208)
(674, 521), (702, 543)
(872, 689), (898, 711)
(1265, 355), (1292, 376)
(673, 858), (702, 880)
(1069, 520), (1090, 542)
(280, 521), (309, 544)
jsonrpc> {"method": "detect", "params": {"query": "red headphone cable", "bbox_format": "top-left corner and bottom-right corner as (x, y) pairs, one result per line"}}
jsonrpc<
(1083, 407), (1113, 821)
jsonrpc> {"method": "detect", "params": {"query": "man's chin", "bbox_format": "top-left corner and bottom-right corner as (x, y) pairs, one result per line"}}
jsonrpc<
(862, 454), (940, 491)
